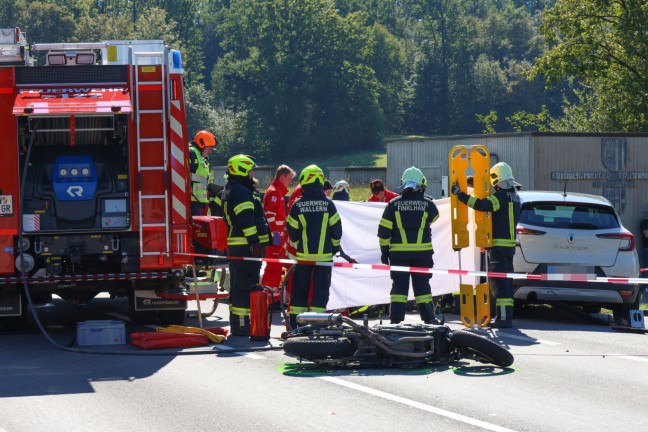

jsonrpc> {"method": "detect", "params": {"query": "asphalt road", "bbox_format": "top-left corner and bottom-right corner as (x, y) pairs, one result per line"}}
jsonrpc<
(1, 297), (647, 432)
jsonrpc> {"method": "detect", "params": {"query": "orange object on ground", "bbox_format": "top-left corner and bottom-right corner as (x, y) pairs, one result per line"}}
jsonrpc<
(203, 327), (229, 336)
(131, 331), (198, 341)
(157, 324), (227, 343)
(130, 333), (209, 349)
(250, 287), (272, 341)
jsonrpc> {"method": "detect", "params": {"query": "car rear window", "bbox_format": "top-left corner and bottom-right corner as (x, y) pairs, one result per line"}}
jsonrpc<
(519, 203), (619, 230)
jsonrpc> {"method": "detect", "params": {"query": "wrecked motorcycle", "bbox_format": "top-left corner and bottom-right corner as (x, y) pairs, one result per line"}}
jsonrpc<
(283, 313), (514, 368)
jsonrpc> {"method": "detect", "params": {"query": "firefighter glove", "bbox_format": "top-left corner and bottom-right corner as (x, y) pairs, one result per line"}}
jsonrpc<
(450, 182), (461, 196)
(378, 246), (389, 265)
(272, 231), (282, 246)
(250, 243), (263, 258)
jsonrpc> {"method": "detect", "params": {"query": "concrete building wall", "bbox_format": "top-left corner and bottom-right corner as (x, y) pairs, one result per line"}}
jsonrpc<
(386, 134), (533, 198)
(212, 165), (276, 190)
(327, 167), (387, 187)
(531, 134), (648, 248)
(387, 133), (648, 247)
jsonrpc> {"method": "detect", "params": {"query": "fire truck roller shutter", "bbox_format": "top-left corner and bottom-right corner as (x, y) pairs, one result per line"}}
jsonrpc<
(20, 122), (130, 232)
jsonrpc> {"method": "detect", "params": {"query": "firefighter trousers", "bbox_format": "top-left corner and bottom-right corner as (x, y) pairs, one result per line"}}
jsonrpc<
(389, 257), (435, 324)
(289, 263), (331, 329)
(488, 247), (515, 323)
(228, 258), (262, 334)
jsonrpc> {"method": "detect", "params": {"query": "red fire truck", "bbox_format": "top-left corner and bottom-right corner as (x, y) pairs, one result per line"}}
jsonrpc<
(0, 28), (199, 328)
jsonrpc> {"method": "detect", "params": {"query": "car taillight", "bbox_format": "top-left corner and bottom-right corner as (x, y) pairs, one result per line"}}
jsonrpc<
(516, 227), (546, 236)
(596, 233), (635, 252)
(516, 226), (546, 246)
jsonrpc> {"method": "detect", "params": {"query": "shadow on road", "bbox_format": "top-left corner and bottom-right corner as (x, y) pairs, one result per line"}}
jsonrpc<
(0, 297), (224, 398)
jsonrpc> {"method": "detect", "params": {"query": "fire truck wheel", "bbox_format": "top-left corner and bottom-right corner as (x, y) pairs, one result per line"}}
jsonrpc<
(283, 335), (356, 360)
(450, 330), (514, 367)
(157, 309), (186, 326)
(0, 314), (28, 332)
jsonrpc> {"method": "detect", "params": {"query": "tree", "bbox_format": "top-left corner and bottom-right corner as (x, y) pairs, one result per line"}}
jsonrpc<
(505, 104), (551, 131)
(73, 9), (135, 42)
(17, 1), (76, 44)
(532, 0), (648, 131)
(129, 7), (179, 47)
(472, 54), (509, 116)
(149, 0), (209, 83)
(213, 0), (388, 160)
(0, 0), (26, 28)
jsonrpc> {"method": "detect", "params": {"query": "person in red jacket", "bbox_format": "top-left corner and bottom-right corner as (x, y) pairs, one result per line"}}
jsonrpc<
(261, 165), (295, 288)
(367, 179), (399, 203)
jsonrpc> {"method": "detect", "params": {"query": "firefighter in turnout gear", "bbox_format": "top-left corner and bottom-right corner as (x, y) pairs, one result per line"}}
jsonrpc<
(286, 165), (343, 329)
(451, 162), (521, 328)
(189, 130), (218, 216)
(207, 182), (224, 217)
(378, 167), (440, 324)
(222, 154), (271, 336)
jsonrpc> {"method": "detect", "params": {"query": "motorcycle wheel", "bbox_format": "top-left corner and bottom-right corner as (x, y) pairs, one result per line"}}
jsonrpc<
(450, 330), (514, 367)
(283, 336), (356, 360)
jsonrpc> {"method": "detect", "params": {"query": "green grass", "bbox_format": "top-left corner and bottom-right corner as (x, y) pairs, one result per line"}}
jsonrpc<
(349, 185), (373, 201)
(288, 148), (387, 171)
(283, 148), (387, 199)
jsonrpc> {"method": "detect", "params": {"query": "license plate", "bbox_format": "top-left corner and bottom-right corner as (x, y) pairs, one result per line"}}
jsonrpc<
(0, 195), (12, 215)
(547, 265), (596, 279)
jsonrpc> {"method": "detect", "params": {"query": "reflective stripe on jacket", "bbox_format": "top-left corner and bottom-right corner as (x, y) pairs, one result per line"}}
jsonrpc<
(222, 176), (270, 251)
(286, 184), (342, 262)
(189, 145), (210, 204)
(377, 190), (439, 259)
(458, 187), (520, 248)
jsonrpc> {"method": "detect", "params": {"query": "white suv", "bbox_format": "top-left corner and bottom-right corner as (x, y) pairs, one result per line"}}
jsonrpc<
(514, 191), (640, 321)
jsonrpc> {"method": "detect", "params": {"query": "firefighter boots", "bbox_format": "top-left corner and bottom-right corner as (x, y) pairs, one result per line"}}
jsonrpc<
(490, 305), (513, 328)
(230, 314), (251, 336)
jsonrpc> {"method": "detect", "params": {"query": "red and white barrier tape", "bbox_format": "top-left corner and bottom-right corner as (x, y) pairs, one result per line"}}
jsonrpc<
(0, 272), (169, 284)
(178, 253), (648, 285)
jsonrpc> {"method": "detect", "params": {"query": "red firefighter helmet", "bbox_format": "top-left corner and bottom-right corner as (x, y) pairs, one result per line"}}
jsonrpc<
(193, 130), (217, 149)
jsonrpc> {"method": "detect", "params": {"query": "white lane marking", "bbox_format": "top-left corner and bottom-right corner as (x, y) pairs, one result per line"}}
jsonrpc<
(214, 344), (264, 359)
(613, 354), (648, 364)
(495, 333), (561, 346)
(319, 376), (519, 432)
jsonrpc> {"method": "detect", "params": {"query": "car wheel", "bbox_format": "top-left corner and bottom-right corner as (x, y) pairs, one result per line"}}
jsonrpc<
(581, 305), (601, 314)
(513, 299), (526, 315)
(450, 330), (514, 367)
(612, 293), (640, 324)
